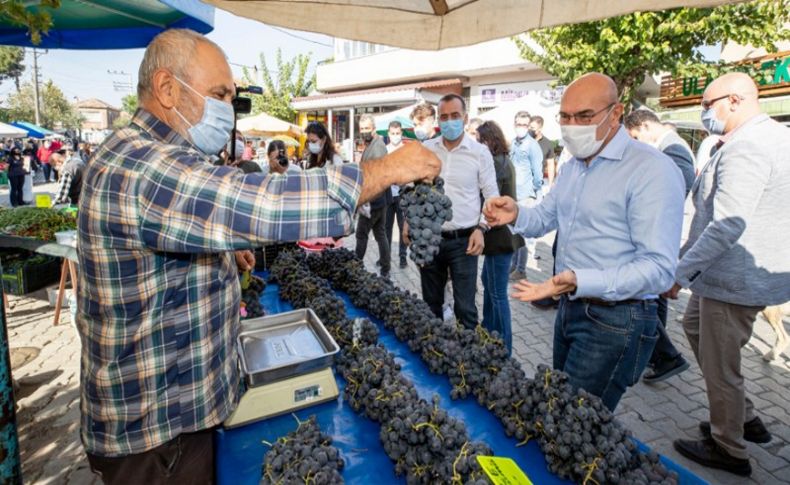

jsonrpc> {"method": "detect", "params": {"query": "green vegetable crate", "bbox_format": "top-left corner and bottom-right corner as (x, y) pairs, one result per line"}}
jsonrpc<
(2, 255), (62, 295)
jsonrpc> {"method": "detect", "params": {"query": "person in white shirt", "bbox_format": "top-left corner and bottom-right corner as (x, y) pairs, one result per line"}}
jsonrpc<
(385, 120), (408, 268)
(304, 121), (343, 168)
(405, 94), (499, 328)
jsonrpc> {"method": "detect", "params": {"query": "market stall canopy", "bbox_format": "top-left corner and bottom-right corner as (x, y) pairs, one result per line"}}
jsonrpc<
(11, 121), (55, 139)
(271, 135), (300, 147)
(237, 112), (303, 137)
(203, 0), (741, 50)
(0, 122), (30, 139)
(0, 0), (214, 49)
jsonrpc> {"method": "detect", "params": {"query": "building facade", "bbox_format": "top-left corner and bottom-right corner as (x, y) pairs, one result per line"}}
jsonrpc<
(74, 98), (121, 131)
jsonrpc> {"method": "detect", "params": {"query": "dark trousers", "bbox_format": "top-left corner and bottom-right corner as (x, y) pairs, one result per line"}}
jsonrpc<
(419, 236), (479, 328)
(42, 163), (52, 182)
(9, 174), (25, 206)
(87, 428), (215, 485)
(53, 167), (60, 181)
(649, 296), (682, 365)
(385, 196), (407, 261)
(355, 205), (390, 274)
(554, 297), (659, 411)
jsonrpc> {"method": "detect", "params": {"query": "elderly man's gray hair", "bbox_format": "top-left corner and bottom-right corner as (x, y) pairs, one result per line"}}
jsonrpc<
(359, 114), (376, 126)
(137, 29), (223, 101)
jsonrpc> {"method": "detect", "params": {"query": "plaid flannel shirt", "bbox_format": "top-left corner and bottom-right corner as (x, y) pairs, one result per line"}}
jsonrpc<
(77, 109), (362, 456)
(53, 171), (73, 205)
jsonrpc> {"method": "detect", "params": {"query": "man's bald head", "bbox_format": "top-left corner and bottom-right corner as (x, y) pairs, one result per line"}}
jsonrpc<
(701, 72), (762, 135)
(565, 73), (619, 107)
(559, 72), (624, 161)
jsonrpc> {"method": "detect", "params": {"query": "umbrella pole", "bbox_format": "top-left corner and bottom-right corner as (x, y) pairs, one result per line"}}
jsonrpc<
(0, 259), (22, 484)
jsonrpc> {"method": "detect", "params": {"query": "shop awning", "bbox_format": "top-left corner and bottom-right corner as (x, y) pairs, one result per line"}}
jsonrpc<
(0, 122), (29, 139)
(236, 112), (303, 137)
(11, 121), (55, 139)
(292, 79), (463, 111)
(203, 0), (741, 51)
(0, 0), (214, 49)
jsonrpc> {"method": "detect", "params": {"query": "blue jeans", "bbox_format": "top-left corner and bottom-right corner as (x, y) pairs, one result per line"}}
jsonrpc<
(420, 236), (479, 328)
(648, 296), (682, 365)
(481, 253), (513, 355)
(553, 297), (659, 411)
(510, 194), (541, 273)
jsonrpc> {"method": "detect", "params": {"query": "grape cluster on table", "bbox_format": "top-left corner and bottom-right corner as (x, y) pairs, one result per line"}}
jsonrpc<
(260, 415), (344, 485)
(269, 251), (491, 484)
(297, 248), (678, 485)
(400, 177), (453, 265)
(241, 274), (266, 319)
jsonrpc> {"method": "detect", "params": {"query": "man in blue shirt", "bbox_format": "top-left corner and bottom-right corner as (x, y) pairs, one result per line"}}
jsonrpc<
(509, 111), (545, 279)
(484, 73), (685, 411)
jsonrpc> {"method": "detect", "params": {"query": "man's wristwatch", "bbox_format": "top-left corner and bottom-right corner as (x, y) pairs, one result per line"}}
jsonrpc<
(476, 224), (489, 234)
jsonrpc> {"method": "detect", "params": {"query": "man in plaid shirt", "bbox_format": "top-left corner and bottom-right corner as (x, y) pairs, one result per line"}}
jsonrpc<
(79, 29), (440, 484)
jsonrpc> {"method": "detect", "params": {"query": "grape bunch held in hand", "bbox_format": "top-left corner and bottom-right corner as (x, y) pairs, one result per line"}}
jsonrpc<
(400, 177), (452, 265)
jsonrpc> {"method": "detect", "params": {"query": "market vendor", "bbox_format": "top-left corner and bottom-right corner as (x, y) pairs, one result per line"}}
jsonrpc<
(77, 28), (440, 484)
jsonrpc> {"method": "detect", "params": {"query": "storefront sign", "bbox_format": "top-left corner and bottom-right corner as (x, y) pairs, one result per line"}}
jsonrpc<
(477, 81), (563, 106)
(660, 51), (790, 108)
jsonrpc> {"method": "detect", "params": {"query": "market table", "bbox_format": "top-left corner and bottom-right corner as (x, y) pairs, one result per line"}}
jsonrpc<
(215, 274), (707, 485)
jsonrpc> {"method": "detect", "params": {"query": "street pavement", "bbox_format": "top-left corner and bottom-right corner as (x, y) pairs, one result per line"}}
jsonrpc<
(4, 195), (790, 484)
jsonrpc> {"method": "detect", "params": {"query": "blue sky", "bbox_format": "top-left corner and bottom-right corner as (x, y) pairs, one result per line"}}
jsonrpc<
(0, 8), (334, 108)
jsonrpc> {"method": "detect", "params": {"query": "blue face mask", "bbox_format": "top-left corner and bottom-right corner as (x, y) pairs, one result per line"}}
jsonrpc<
(439, 119), (464, 141)
(173, 76), (234, 155)
(701, 107), (726, 136)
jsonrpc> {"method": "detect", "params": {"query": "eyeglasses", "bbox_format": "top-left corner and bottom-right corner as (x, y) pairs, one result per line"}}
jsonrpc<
(700, 94), (743, 110)
(557, 103), (614, 125)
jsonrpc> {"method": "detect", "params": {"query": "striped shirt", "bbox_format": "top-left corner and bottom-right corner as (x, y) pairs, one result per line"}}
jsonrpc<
(77, 110), (362, 456)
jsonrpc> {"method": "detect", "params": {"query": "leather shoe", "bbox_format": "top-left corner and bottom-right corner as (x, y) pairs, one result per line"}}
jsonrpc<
(673, 437), (751, 476)
(699, 416), (771, 444)
(642, 356), (689, 384)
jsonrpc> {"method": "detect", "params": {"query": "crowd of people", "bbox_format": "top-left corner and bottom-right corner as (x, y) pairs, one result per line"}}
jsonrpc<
(1, 136), (93, 207)
(56, 28), (788, 483)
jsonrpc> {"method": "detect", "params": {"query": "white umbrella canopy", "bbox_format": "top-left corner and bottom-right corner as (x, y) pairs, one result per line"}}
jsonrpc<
(236, 112), (303, 137)
(203, 0), (742, 50)
(0, 122), (29, 139)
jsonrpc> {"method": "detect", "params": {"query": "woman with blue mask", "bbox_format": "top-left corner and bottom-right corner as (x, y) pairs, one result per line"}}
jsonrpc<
(304, 121), (343, 169)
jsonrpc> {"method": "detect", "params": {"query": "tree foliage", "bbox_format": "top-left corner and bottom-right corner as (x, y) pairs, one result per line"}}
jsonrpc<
(514, 0), (790, 104)
(1, 0), (60, 45)
(121, 94), (138, 116)
(242, 49), (315, 122)
(1, 80), (82, 129)
(0, 47), (26, 92)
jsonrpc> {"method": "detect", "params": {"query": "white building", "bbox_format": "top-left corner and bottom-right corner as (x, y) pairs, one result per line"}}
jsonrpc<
(293, 37), (566, 143)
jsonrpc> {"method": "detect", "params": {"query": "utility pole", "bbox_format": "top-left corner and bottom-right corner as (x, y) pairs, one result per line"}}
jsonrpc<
(31, 48), (43, 126)
(107, 70), (133, 93)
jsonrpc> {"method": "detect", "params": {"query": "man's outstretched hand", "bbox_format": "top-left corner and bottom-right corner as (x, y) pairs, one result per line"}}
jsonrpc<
(512, 270), (577, 302)
(483, 196), (519, 227)
(234, 250), (255, 272)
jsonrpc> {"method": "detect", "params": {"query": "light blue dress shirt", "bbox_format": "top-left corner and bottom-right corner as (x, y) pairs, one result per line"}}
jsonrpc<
(510, 135), (544, 201)
(512, 127), (685, 301)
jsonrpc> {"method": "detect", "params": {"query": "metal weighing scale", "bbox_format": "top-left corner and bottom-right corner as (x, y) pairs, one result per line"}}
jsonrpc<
(224, 308), (340, 428)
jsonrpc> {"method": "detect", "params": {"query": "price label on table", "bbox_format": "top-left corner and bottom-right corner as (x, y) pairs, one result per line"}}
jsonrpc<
(476, 456), (533, 485)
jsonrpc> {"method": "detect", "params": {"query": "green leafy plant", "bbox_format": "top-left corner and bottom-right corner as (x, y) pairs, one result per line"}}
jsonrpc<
(242, 49), (316, 122)
(514, 0), (790, 105)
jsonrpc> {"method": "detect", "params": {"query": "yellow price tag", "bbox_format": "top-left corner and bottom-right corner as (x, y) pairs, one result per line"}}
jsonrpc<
(476, 456), (533, 485)
(240, 270), (251, 290)
(35, 194), (52, 208)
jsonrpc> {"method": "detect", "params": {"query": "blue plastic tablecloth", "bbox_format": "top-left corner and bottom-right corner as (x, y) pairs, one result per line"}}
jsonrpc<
(215, 275), (706, 485)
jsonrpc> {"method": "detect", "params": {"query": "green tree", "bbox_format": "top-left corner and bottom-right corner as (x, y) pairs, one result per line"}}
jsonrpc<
(1, 1), (60, 45)
(0, 47), (26, 92)
(121, 93), (138, 115)
(514, 0), (790, 105)
(242, 49), (315, 122)
(3, 80), (82, 129)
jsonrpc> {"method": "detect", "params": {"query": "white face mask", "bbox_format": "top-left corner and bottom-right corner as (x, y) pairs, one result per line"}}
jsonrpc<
(308, 141), (322, 154)
(515, 127), (529, 139)
(560, 105), (615, 160)
(389, 134), (402, 146)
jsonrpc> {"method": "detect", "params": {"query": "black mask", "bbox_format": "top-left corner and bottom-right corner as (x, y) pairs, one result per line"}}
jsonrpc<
(528, 130), (538, 138)
(361, 132), (373, 144)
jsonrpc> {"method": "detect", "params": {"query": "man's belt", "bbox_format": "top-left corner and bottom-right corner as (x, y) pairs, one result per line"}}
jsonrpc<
(441, 226), (476, 240)
(577, 297), (654, 307)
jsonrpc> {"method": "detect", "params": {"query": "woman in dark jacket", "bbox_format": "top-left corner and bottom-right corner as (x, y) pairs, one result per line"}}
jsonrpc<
(7, 147), (27, 207)
(477, 121), (522, 355)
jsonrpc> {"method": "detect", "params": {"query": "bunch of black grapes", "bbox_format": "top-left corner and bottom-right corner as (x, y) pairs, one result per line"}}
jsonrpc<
(400, 177), (453, 265)
(306, 249), (679, 485)
(260, 415), (344, 485)
(240, 274), (266, 319)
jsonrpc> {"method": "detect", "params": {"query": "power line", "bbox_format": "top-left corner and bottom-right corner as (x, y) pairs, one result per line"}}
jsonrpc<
(265, 24), (333, 48)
